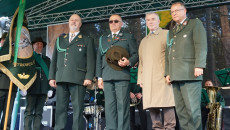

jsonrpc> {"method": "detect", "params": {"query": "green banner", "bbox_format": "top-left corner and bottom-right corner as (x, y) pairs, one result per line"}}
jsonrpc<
(0, 56), (36, 91)
(0, 0), (37, 91)
(14, 0), (26, 65)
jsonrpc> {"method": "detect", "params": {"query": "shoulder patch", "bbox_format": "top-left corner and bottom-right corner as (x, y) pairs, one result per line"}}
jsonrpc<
(59, 33), (66, 37)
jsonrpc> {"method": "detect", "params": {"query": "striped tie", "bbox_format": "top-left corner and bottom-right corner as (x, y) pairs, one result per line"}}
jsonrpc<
(69, 33), (75, 43)
(112, 34), (117, 41)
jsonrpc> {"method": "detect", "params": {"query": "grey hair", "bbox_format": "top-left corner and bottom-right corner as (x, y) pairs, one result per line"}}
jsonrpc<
(145, 11), (160, 20)
(109, 14), (123, 22)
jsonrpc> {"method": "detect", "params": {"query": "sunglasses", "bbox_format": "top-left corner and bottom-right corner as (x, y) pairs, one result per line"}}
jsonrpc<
(109, 20), (120, 24)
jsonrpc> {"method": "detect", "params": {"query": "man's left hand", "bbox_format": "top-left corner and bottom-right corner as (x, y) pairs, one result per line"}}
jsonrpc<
(194, 68), (203, 77)
(83, 80), (92, 86)
(118, 57), (130, 67)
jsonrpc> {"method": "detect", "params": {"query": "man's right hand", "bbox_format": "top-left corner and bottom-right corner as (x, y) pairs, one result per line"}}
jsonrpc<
(166, 75), (171, 84)
(130, 92), (135, 99)
(98, 79), (104, 89)
(49, 80), (57, 88)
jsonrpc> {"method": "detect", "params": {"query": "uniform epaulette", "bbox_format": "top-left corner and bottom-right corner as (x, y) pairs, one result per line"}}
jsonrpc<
(59, 33), (66, 37)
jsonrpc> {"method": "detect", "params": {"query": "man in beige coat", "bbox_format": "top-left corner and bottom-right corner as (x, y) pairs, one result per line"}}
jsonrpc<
(138, 12), (176, 130)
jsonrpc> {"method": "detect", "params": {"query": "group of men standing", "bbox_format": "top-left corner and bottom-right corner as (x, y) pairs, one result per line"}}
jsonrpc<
(0, 1), (207, 130)
(48, 2), (207, 130)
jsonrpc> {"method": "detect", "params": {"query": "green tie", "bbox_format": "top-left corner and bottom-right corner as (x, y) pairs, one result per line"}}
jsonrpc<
(112, 34), (117, 41)
(174, 24), (181, 33)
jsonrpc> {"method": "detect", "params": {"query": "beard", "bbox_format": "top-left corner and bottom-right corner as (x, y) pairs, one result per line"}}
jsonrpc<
(69, 25), (78, 31)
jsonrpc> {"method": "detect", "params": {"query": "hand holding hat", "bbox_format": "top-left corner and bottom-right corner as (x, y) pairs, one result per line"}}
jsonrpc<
(118, 57), (130, 67)
(106, 46), (130, 71)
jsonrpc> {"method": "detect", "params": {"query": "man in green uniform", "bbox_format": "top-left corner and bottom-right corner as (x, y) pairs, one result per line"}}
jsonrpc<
(165, 2), (207, 130)
(24, 37), (51, 130)
(0, 32), (17, 130)
(96, 14), (138, 130)
(49, 14), (96, 130)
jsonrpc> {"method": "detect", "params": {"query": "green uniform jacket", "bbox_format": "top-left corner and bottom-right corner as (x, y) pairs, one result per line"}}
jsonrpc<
(96, 32), (138, 81)
(27, 55), (50, 94)
(165, 19), (207, 81)
(49, 33), (96, 85)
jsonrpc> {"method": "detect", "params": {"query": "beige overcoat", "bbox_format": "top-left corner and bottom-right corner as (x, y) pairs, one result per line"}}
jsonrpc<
(137, 28), (175, 109)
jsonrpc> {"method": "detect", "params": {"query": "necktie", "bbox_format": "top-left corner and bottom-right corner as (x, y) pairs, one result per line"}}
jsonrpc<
(175, 24), (181, 33)
(69, 33), (75, 43)
(112, 34), (117, 41)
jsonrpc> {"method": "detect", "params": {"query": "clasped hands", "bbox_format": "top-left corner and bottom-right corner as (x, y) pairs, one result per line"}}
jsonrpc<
(130, 92), (142, 99)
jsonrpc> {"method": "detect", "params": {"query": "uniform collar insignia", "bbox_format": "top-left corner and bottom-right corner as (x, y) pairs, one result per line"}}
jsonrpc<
(118, 32), (123, 37)
(78, 34), (82, 39)
(64, 34), (67, 38)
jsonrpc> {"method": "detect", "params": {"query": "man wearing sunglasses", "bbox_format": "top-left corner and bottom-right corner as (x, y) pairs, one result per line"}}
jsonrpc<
(165, 2), (207, 130)
(96, 14), (138, 130)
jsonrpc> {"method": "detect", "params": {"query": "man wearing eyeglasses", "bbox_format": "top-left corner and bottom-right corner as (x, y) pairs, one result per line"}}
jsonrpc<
(165, 2), (207, 130)
(96, 14), (138, 130)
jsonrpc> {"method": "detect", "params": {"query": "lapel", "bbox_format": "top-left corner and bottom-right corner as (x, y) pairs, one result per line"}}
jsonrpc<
(101, 33), (113, 52)
(146, 28), (162, 38)
(100, 32), (124, 55)
(173, 18), (189, 35)
(60, 34), (69, 49)
(68, 32), (83, 47)
(110, 31), (124, 45)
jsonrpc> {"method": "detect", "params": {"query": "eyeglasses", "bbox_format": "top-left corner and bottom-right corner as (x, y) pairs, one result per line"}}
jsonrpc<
(109, 20), (120, 24)
(170, 9), (184, 15)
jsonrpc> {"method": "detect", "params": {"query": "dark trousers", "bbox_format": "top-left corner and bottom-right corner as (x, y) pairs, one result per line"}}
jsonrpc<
(54, 83), (86, 130)
(172, 81), (202, 130)
(201, 107), (209, 130)
(130, 99), (147, 130)
(0, 90), (16, 130)
(104, 81), (130, 130)
(24, 94), (47, 130)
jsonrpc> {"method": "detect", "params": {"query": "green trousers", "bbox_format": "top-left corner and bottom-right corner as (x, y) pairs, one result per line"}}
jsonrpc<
(0, 90), (16, 130)
(54, 83), (86, 130)
(172, 81), (202, 130)
(24, 94), (47, 130)
(104, 81), (130, 130)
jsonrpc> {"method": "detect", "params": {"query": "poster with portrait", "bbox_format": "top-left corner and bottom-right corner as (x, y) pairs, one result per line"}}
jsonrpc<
(47, 23), (69, 59)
